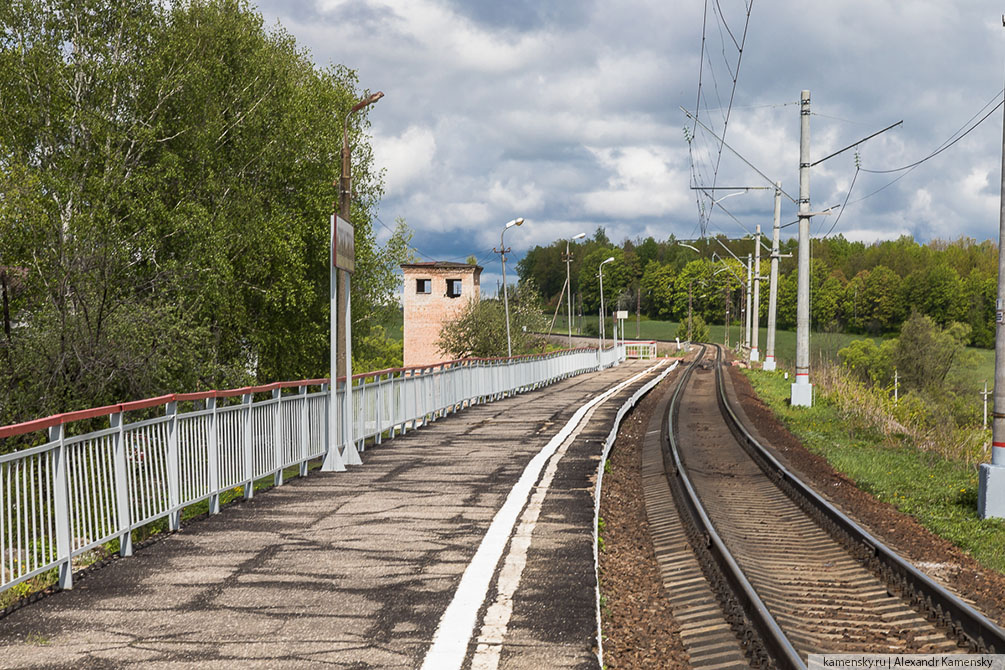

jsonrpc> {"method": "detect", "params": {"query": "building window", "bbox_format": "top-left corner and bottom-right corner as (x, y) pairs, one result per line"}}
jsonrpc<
(416, 278), (431, 294)
(446, 279), (462, 298)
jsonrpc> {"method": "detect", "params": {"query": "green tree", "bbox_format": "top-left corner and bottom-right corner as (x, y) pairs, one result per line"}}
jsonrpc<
(436, 281), (546, 358)
(0, 0), (410, 429)
(675, 314), (710, 343)
(894, 311), (970, 393)
(579, 247), (629, 314)
(640, 260), (675, 319)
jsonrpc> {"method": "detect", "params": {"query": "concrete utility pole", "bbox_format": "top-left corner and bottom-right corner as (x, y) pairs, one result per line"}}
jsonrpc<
(980, 47), (1005, 517)
(598, 256), (615, 350)
(751, 226), (762, 362)
(745, 254), (752, 353)
(688, 279), (694, 342)
(791, 90), (813, 407)
(724, 282), (730, 348)
(764, 182), (782, 371)
(565, 233), (586, 348)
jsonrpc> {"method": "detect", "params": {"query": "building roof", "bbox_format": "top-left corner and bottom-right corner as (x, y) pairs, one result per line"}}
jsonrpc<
(401, 261), (482, 271)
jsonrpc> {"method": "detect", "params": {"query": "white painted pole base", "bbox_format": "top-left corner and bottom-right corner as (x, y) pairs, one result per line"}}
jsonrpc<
(343, 440), (362, 466)
(978, 462), (1005, 519)
(762, 355), (776, 372)
(750, 347), (759, 362)
(790, 380), (813, 407)
(321, 446), (347, 472)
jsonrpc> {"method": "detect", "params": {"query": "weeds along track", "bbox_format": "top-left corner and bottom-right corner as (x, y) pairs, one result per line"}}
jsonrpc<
(655, 344), (1005, 669)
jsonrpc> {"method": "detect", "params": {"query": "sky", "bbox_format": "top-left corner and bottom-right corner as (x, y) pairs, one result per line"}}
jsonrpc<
(254, 0), (1005, 292)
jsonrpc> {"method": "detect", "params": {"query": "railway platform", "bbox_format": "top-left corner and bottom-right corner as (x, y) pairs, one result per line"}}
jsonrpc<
(0, 359), (670, 670)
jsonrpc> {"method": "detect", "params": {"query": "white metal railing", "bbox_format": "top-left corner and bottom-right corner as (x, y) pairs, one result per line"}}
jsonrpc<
(623, 340), (658, 359)
(0, 344), (624, 594)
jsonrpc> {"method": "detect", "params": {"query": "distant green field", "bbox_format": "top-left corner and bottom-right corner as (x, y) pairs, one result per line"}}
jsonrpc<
(548, 314), (995, 388)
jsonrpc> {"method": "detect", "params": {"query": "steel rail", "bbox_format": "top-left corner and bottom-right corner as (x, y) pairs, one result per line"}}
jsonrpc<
(714, 348), (1005, 654)
(665, 344), (806, 670)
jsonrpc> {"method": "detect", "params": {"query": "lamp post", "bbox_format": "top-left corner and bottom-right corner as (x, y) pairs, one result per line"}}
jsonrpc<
(566, 233), (586, 348)
(324, 89), (383, 472)
(495, 217), (524, 358)
(598, 256), (615, 350)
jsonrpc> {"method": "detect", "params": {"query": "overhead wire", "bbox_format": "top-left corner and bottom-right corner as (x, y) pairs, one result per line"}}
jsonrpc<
(859, 89), (1004, 175)
(821, 88), (1005, 237)
(703, 0), (755, 236)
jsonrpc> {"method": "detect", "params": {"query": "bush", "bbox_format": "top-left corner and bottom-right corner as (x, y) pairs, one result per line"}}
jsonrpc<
(675, 314), (709, 343)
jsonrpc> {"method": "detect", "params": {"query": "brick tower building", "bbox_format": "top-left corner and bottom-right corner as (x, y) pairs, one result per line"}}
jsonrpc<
(401, 262), (482, 368)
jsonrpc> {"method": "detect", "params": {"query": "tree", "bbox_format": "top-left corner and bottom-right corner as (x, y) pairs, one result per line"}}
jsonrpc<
(640, 260), (675, 319)
(0, 0), (410, 429)
(894, 311), (970, 393)
(675, 314), (710, 343)
(437, 281), (546, 359)
(578, 247), (629, 314)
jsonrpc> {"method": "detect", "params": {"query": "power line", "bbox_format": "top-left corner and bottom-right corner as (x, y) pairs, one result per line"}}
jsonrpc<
(820, 167), (859, 238)
(703, 0), (755, 237)
(860, 89), (1004, 174)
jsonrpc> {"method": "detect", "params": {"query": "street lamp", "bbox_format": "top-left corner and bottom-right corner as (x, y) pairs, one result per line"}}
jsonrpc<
(324, 88), (383, 473)
(495, 217), (524, 358)
(598, 256), (615, 350)
(565, 233), (586, 348)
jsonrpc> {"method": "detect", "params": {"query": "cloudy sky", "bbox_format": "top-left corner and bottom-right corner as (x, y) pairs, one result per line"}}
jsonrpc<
(255, 0), (1005, 291)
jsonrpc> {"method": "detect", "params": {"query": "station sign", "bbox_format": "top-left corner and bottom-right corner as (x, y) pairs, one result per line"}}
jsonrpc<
(334, 215), (355, 274)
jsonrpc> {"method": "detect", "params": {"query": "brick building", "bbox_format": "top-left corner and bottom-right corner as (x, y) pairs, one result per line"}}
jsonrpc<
(401, 261), (482, 368)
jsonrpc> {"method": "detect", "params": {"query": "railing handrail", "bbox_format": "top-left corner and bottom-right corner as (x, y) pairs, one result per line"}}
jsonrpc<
(0, 347), (605, 441)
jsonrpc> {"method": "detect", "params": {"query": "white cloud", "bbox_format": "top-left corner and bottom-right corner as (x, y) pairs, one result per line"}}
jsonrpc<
(581, 146), (688, 219)
(372, 125), (436, 193)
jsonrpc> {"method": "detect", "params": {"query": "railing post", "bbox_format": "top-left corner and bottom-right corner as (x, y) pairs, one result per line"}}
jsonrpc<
(166, 401), (181, 531)
(49, 424), (73, 590)
(242, 393), (254, 499)
(376, 375), (383, 445)
(298, 385), (309, 477)
(273, 388), (284, 487)
(207, 397), (220, 514)
(111, 412), (132, 557)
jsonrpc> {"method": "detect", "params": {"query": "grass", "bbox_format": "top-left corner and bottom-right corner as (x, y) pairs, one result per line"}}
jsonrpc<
(744, 367), (1005, 574)
(549, 314), (995, 392)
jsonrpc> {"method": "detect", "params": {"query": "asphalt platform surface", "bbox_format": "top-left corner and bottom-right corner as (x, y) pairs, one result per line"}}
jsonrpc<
(0, 359), (663, 669)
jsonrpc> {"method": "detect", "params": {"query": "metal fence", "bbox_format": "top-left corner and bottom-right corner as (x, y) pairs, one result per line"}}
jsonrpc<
(0, 345), (624, 594)
(623, 341), (658, 359)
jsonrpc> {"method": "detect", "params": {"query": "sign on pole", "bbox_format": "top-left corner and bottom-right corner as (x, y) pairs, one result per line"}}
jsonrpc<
(334, 215), (355, 274)
(615, 310), (628, 320)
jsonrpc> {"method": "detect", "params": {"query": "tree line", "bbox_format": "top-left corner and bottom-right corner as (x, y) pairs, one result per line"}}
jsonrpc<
(517, 230), (997, 347)
(0, 0), (410, 432)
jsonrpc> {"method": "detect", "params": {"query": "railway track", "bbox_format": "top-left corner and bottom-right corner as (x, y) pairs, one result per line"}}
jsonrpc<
(646, 344), (1005, 669)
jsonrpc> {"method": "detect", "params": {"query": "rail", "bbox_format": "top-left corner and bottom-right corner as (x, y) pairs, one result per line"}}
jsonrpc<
(0, 344), (625, 594)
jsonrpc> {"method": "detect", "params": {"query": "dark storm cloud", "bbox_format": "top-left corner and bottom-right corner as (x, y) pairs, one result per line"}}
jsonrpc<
(440, 0), (595, 32)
